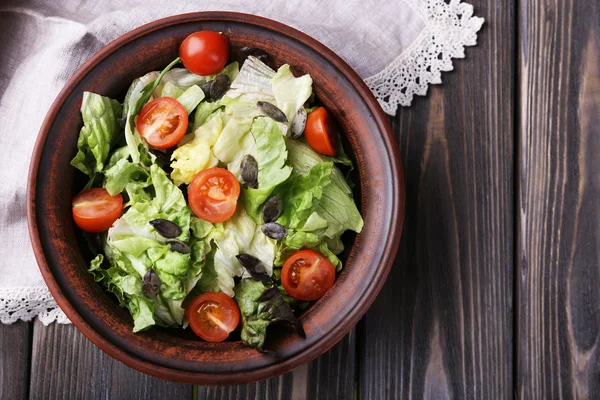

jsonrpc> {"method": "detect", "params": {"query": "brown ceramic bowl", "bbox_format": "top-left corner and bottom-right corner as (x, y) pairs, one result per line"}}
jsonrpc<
(27, 12), (404, 384)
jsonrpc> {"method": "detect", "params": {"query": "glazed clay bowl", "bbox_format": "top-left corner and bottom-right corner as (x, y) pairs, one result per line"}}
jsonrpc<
(27, 12), (404, 384)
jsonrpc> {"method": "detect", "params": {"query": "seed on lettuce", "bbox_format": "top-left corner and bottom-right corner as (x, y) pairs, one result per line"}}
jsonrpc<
(149, 219), (182, 238)
(236, 254), (271, 283)
(263, 195), (282, 223)
(209, 74), (231, 101)
(261, 222), (287, 240)
(291, 107), (307, 139)
(166, 239), (191, 254)
(240, 155), (258, 188)
(201, 74), (231, 102)
(257, 101), (288, 123)
(142, 269), (161, 298)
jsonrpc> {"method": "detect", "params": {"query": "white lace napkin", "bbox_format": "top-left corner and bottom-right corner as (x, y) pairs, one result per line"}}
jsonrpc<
(0, 0), (483, 324)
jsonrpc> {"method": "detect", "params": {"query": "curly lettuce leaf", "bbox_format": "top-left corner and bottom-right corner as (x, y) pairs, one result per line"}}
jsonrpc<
(70, 92), (123, 176)
(285, 140), (363, 236)
(104, 158), (148, 196)
(92, 164), (194, 331)
(234, 278), (303, 351)
(170, 110), (224, 185)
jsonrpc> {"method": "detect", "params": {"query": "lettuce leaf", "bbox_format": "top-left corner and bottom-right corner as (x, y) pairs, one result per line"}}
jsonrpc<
(212, 117), (254, 163)
(271, 64), (313, 130)
(170, 110), (224, 185)
(241, 117), (293, 219)
(192, 100), (224, 131)
(90, 165), (194, 331)
(175, 85), (205, 115)
(209, 208), (276, 297)
(225, 56), (276, 104)
(104, 158), (148, 196)
(285, 140), (363, 236)
(234, 277), (303, 351)
(70, 92), (122, 176)
(275, 162), (332, 229)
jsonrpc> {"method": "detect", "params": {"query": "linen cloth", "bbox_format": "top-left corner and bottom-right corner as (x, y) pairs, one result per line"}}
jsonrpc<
(0, 0), (483, 324)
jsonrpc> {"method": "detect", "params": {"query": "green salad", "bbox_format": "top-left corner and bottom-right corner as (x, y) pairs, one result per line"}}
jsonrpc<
(70, 31), (363, 351)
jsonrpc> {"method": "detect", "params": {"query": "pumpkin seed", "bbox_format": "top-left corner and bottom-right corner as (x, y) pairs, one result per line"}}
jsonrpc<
(291, 107), (307, 139)
(257, 101), (288, 123)
(236, 254), (271, 283)
(149, 219), (182, 238)
(261, 222), (288, 240)
(166, 239), (191, 254)
(240, 155), (258, 188)
(209, 74), (231, 101)
(142, 269), (161, 298)
(200, 74), (231, 102)
(263, 195), (282, 223)
(231, 47), (273, 68)
(149, 148), (173, 173)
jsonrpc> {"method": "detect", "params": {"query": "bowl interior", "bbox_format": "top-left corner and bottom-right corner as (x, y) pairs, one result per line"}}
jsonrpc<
(30, 13), (402, 384)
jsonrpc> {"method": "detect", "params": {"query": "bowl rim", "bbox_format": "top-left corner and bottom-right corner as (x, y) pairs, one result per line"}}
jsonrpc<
(27, 11), (405, 384)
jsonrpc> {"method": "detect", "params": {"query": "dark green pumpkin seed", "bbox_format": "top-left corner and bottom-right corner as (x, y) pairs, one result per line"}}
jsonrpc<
(201, 75), (231, 102)
(257, 101), (288, 123)
(240, 155), (258, 188)
(142, 269), (161, 298)
(209, 74), (231, 101)
(149, 219), (181, 238)
(166, 239), (191, 254)
(261, 222), (287, 240)
(236, 254), (271, 283)
(263, 195), (282, 223)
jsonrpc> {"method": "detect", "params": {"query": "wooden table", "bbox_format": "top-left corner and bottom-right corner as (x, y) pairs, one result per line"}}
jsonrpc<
(2, 1), (599, 398)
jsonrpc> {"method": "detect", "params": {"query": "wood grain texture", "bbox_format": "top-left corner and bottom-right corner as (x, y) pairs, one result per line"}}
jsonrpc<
(517, 0), (600, 398)
(0, 321), (31, 400)
(196, 329), (356, 400)
(29, 321), (192, 400)
(358, 1), (515, 398)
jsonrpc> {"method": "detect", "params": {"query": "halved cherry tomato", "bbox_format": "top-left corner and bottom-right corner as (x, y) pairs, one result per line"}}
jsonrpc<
(188, 167), (240, 223)
(186, 292), (240, 342)
(281, 250), (336, 301)
(136, 97), (188, 149)
(72, 188), (123, 233)
(304, 107), (338, 156)
(179, 31), (230, 76)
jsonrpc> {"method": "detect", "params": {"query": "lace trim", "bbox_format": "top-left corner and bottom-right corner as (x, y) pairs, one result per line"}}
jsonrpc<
(0, 286), (69, 325)
(365, 0), (485, 115)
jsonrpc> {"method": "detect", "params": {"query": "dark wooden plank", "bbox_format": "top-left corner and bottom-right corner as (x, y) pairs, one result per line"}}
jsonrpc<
(517, 0), (600, 398)
(0, 321), (31, 400)
(358, 1), (515, 398)
(29, 321), (193, 400)
(197, 329), (355, 399)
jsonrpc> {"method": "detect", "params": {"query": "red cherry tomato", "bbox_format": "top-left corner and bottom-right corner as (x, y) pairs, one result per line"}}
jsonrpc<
(72, 188), (123, 233)
(281, 250), (336, 301)
(186, 292), (240, 342)
(304, 107), (338, 156)
(136, 97), (188, 149)
(179, 31), (230, 76)
(188, 167), (240, 223)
